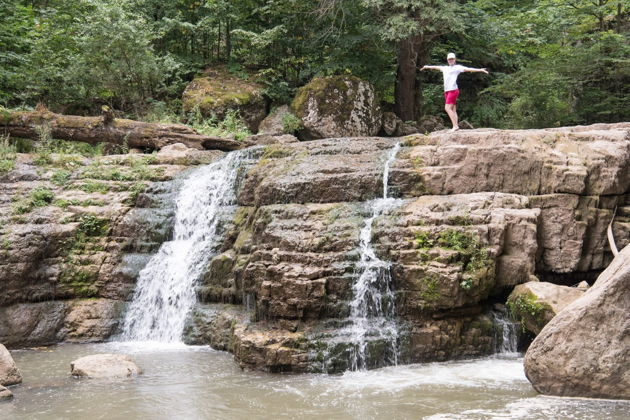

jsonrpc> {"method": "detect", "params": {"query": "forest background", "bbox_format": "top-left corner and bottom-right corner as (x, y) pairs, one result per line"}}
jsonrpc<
(1, 0), (628, 131)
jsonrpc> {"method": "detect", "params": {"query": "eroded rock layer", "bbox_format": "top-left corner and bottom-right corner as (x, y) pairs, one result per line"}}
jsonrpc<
(0, 148), (223, 347)
(1, 123), (629, 374)
(187, 123), (629, 372)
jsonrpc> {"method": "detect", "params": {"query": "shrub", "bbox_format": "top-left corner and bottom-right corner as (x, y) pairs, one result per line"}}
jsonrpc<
(77, 214), (109, 236)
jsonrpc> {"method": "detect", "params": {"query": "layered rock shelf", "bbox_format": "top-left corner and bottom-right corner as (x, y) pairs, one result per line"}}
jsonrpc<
(1, 123), (629, 374)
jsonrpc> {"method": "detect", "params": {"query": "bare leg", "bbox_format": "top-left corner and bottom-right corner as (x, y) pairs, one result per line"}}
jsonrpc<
(445, 104), (459, 131)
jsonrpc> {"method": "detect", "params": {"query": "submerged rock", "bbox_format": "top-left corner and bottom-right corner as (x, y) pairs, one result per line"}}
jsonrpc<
(70, 354), (142, 379)
(507, 281), (584, 335)
(291, 76), (382, 139)
(0, 344), (21, 386)
(524, 245), (630, 399)
(0, 385), (12, 401)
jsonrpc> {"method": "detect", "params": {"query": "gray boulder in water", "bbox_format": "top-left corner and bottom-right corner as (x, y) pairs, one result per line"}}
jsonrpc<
(524, 245), (630, 399)
(0, 343), (22, 386)
(70, 354), (142, 379)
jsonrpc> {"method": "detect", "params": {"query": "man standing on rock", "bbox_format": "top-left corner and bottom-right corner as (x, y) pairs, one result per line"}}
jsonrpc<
(421, 53), (489, 132)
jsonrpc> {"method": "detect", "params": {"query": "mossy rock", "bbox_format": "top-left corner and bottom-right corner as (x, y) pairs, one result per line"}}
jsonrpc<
(182, 66), (268, 132)
(507, 282), (584, 335)
(290, 75), (382, 140)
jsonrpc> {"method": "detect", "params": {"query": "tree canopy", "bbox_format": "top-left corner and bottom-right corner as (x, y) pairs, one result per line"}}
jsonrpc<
(0, 0), (628, 128)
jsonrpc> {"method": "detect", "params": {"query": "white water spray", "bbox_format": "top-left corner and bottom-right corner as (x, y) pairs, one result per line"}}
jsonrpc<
(347, 143), (402, 370)
(121, 150), (251, 342)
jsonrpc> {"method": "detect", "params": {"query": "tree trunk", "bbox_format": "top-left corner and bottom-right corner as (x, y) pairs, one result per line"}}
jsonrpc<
(415, 44), (432, 120)
(394, 38), (418, 122)
(226, 18), (232, 61)
(0, 110), (243, 151)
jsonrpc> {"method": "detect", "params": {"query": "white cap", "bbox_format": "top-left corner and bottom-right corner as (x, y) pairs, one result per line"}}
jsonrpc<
(447, 52), (456, 59)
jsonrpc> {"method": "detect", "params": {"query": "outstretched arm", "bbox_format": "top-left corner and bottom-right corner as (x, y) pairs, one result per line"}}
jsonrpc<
(420, 65), (441, 71)
(463, 67), (489, 74)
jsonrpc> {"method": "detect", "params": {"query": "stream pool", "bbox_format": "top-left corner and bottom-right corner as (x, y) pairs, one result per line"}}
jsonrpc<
(1, 343), (628, 420)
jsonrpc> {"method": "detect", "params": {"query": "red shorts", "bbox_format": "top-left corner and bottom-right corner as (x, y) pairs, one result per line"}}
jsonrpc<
(444, 89), (459, 105)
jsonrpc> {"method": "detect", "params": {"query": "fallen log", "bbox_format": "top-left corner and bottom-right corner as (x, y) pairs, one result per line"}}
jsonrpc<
(0, 109), (244, 151)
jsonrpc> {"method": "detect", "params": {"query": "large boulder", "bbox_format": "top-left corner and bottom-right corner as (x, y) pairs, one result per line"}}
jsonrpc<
(182, 67), (267, 132)
(0, 343), (21, 386)
(70, 354), (142, 379)
(291, 76), (382, 139)
(507, 281), (584, 335)
(524, 245), (630, 399)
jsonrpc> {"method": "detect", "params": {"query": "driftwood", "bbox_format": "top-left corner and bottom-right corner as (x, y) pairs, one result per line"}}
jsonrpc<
(607, 206), (619, 257)
(0, 109), (244, 151)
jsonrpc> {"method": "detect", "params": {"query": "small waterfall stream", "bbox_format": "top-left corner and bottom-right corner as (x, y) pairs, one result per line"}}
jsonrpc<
(491, 311), (520, 354)
(347, 143), (402, 370)
(121, 150), (253, 342)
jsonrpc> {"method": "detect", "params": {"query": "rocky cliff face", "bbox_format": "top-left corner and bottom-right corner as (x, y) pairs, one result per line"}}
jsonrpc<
(1, 123), (628, 374)
(187, 123), (630, 372)
(0, 148), (222, 347)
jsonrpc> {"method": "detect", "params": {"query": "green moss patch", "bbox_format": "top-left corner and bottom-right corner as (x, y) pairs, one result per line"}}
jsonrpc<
(507, 292), (551, 332)
(182, 66), (264, 116)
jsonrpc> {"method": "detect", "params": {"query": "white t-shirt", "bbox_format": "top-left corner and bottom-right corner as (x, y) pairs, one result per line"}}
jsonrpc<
(440, 65), (468, 92)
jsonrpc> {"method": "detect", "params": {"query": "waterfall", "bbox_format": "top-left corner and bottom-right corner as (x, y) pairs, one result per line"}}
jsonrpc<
(121, 150), (253, 342)
(347, 143), (402, 370)
(491, 311), (520, 354)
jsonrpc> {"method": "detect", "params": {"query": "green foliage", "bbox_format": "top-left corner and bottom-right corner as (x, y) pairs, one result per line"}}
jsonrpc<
(420, 275), (440, 302)
(30, 187), (54, 206)
(437, 229), (476, 251)
(80, 157), (164, 181)
(77, 214), (109, 237)
(125, 182), (147, 206)
(281, 112), (303, 133)
(51, 170), (71, 186)
(74, 181), (110, 194)
(0, 135), (17, 174)
(187, 107), (251, 141)
(53, 198), (105, 208)
(413, 231), (434, 249)
(437, 228), (494, 290)
(0, 0), (627, 129)
(13, 186), (54, 214)
(507, 292), (549, 332)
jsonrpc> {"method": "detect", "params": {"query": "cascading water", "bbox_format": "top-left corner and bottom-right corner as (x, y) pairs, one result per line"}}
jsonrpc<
(491, 311), (520, 354)
(121, 149), (254, 342)
(347, 143), (402, 370)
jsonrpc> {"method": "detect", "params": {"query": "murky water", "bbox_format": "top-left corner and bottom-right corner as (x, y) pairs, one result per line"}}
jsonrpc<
(2, 343), (628, 420)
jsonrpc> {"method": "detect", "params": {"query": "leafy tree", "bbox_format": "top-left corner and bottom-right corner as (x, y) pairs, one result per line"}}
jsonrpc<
(359, 0), (463, 120)
(0, 0), (34, 104)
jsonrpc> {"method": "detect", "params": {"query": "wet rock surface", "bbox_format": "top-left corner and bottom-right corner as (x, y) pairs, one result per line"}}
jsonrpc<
(524, 245), (630, 399)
